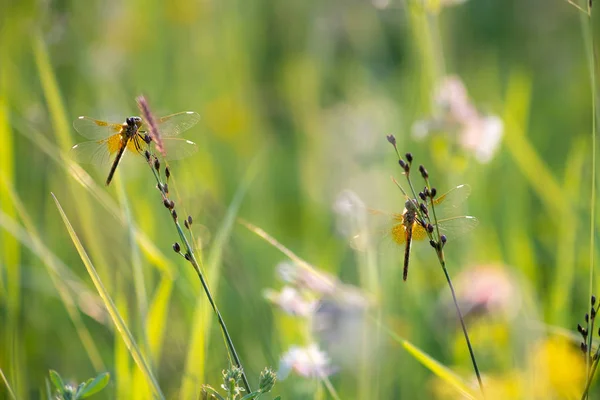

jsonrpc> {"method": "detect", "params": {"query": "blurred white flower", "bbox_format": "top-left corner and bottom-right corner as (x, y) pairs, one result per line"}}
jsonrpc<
(263, 286), (317, 317)
(278, 344), (335, 379)
(276, 261), (337, 295)
(412, 75), (503, 164)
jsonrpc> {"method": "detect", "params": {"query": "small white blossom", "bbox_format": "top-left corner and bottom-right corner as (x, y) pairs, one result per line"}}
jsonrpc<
(278, 344), (334, 379)
(263, 286), (316, 317)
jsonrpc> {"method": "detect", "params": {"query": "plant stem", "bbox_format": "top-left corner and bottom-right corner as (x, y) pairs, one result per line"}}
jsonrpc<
(148, 163), (252, 394)
(440, 257), (484, 397)
(403, 170), (484, 397)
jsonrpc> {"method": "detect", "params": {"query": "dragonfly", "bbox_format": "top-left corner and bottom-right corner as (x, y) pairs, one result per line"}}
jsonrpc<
(349, 184), (478, 281)
(70, 111), (200, 185)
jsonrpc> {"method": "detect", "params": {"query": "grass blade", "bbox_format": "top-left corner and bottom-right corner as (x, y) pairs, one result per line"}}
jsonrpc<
(51, 193), (165, 400)
(0, 367), (16, 400)
(180, 150), (263, 399)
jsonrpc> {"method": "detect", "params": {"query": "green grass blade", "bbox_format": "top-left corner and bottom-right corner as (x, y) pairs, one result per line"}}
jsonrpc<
(180, 151), (263, 400)
(0, 367), (16, 400)
(549, 139), (587, 325)
(51, 193), (165, 400)
(377, 321), (477, 400)
(114, 289), (132, 400)
(502, 71), (566, 215)
(0, 175), (105, 370)
(131, 275), (174, 400)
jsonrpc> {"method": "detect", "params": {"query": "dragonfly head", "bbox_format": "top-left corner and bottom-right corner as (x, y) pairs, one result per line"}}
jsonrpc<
(404, 199), (417, 212)
(125, 116), (143, 129)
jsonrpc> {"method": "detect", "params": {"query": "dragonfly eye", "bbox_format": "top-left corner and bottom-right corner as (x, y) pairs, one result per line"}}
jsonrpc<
(125, 117), (133, 126)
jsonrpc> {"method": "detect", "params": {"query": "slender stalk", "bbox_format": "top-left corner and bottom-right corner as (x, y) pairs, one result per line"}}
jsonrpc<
(147, 163), (252, 394)
(407, 173), (484, 397)
(582, 3), (596, 396)
(439, 259), (484, 394)
(388, 146), (485, 397)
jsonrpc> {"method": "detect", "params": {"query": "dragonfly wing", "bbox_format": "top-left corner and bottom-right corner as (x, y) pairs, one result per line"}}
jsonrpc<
(153, 111), (201, 137)
(73, 117), (122, 140)
(69, 140), (113, 166)
(431, 184), (471, 214)
(159, 138), (199, 160)
(436, 215), (479, 237)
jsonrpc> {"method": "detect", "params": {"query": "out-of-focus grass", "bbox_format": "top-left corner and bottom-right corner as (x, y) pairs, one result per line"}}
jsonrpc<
(1, 0), (600, 398)
(52, 193), (164, 399)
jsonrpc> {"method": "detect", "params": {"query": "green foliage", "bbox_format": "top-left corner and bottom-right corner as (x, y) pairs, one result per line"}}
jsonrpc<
(48, 370), (109, 400)
(201, 366), (277, 400)
(0, 0), (599, 398)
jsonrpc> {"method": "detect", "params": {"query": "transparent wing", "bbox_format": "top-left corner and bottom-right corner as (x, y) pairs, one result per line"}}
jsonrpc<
(430, 184), (472, 215)
(69, 140), (113, 166)
(436, 215), (479, 237)
(347, 208), (407, 251)
(152, 111), (201, 138)
(73, 117), (122, 140)
(160, 138), (199, 160)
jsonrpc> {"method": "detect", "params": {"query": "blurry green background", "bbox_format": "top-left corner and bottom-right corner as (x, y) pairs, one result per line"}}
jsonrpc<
(1, 0), (600, 398)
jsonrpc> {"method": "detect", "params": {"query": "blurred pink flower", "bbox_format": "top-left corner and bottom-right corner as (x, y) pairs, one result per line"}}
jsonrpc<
(263, 286), (317, 317)
(442, 264), (521, 320)
(412, 76), (503, 163)
(278, 344), (335, 379)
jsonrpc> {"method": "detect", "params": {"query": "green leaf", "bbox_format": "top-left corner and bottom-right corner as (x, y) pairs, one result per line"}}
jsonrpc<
(78, 373), (110, 398)
(240, 391), (262, 400)
(49, 370), (65, 392)
(201, 385), (225, 400)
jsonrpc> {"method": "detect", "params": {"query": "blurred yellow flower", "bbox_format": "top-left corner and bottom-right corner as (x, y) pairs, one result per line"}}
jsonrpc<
(529, 337), (585, 399)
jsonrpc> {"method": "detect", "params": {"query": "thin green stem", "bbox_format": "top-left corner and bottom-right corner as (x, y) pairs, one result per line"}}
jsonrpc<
(396, 163), (484, 397)
(582, 4), (596, 397)
(148, 162), (252, 394)
(583, 357), (600, 400)
(440, 259), (484, 397)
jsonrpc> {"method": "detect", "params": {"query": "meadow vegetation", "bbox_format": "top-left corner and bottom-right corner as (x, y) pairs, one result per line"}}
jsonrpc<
(1, 0), (600, 398)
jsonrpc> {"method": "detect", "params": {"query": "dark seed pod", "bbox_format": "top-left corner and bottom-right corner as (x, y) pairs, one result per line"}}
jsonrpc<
(586, 313), (590, 323)
(163, 199), (171, 209)
(592, 295), (597, 306)
(418, 165), (428, 179)
(184, 219), (190, 229)
(405, 153), (413, 163)
(162, 183), (169, 194)
(582, 342), (588, 354)
(169, 200), (175, 209)
(144, 150), (151, 161)
(419, 203), (428, 216)
(153, 157), (160, 171)
(427, 224), (434, 233)
(430, 187), (437, 198)
(171, 209), (177, 221)
(165, 167), (171, 179)
(187, 215), (193, 226)
(386, 134), (396, 146)
(399, 159), (406, 169)
(419, 192), (426, 201)
(429, 240), (437, 249)
(184, 252), (191, 261)
(173, 242), (181, 253)
(592, 307), (597, 320)
(440, 235), (447, 244)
